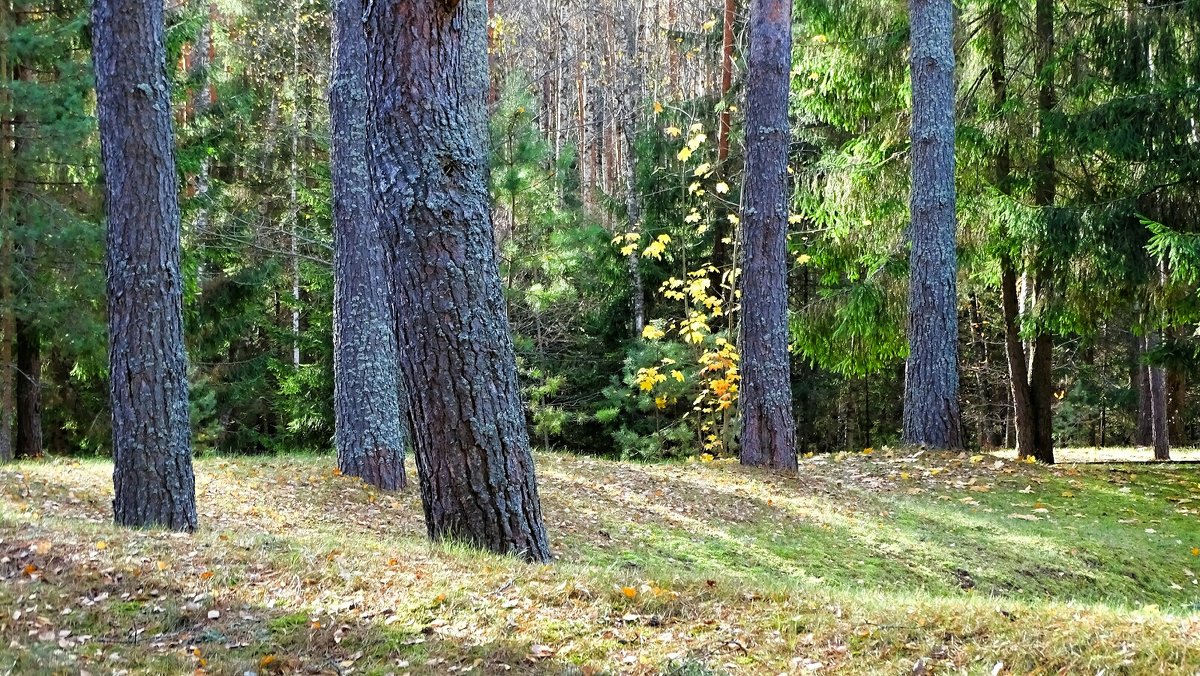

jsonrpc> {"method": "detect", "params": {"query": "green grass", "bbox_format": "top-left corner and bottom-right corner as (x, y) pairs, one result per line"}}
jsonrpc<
(0, 450), (1197, 674)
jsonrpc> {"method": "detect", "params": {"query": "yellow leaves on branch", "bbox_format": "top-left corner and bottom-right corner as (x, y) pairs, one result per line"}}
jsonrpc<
(642, 324), (665, 341)
(677, 128), (707, 162)
(642, 234), (671, 260)
(635, 367), (667, 392)
(611, 231), (642, 256)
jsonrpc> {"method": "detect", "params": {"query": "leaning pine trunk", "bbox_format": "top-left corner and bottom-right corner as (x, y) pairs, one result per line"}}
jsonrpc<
(364, 0), (551, 561)
(902, 0), (962, 449)
(738, 0), (797, 471)
(329, 0), (407, 490)
(92, 0), (197, 530)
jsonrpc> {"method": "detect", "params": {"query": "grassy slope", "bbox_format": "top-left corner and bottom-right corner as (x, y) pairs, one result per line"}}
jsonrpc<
(0, 450), (1198, 674)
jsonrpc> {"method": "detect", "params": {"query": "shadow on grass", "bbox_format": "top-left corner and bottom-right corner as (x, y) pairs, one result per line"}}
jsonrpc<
(0, 537), (588, 675)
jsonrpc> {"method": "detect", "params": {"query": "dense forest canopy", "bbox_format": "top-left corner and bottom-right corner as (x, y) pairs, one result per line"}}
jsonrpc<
(1, 1), (1199, 672)
(2, 0), (1197, 466)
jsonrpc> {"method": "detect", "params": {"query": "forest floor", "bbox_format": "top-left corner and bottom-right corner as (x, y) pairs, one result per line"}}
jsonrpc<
(1, 449), (1198, 675)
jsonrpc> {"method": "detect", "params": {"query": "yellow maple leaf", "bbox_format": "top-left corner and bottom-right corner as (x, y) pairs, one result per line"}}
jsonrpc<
(715, 182), (730, 194)
(95, 541), (108, 551)
(652, 101), (664, 114)
(665, 125), (682, 137)
(677, 146), (693, 161)
(621, 586), (638, 598)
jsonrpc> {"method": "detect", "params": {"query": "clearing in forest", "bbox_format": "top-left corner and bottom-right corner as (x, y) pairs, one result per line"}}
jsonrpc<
(1, 450), (1198, 674)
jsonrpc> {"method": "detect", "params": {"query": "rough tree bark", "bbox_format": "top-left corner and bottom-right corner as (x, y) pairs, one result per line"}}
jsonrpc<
(14, 319), (40, 459)
(902, 0), (962, 449)
(93, 0), (197, 531)
(738, 0), (797, 471)
(330, 0), (407, 490)
(364, 0), (551, 561)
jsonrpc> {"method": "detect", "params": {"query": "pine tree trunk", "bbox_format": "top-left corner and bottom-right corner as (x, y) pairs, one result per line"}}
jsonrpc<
(188, 1), (212, 283)
(1029, 326), (1055, 462)
(364, 0), (550, 561)
(14, 319), (40, 459)
(709, 0), (737, 284)
(620, 0), (646, 337)
(93, 0), (197, 531)
(1167, 363), (1185, 444)
(1132, 330), (1153, 444)
(1147, 329), (1170, 461)
(738, 0), (797, 470)
(903, 0), (962, 449)
(288, 0), (303, 368)
(330, 0), (406, 491)
(1001, 255), (1036, 458)
(1028, 0), (1057, 464)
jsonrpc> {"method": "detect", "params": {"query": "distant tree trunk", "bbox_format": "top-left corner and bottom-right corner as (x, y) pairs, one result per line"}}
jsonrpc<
(1027, 0), (1056, 464)
(364, 0), (551, 561)
(1001, 255), (1036, 458)
(709, 0), (737, 283)
(1147, 329), (1170, 461)
(1149, 259), (1171, 461)
(968, 293), (1000, 447)
(188, 1), (212, 283)
(717, 0), (736, 165)
(1132, 330), (1153, 444)
(620, 0), (646, 337)
(986, 6), (1033, 457)
(330, 0), (407, 490)
(1167, 364), (1185, 444)
(738, 0), (796, 471)
(14, 319), (40, 459)
(93, 0), (197, 531)
(902, 0), (962, 449)
(0, 7), (13, 464)
(288, 0), (303, 368)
